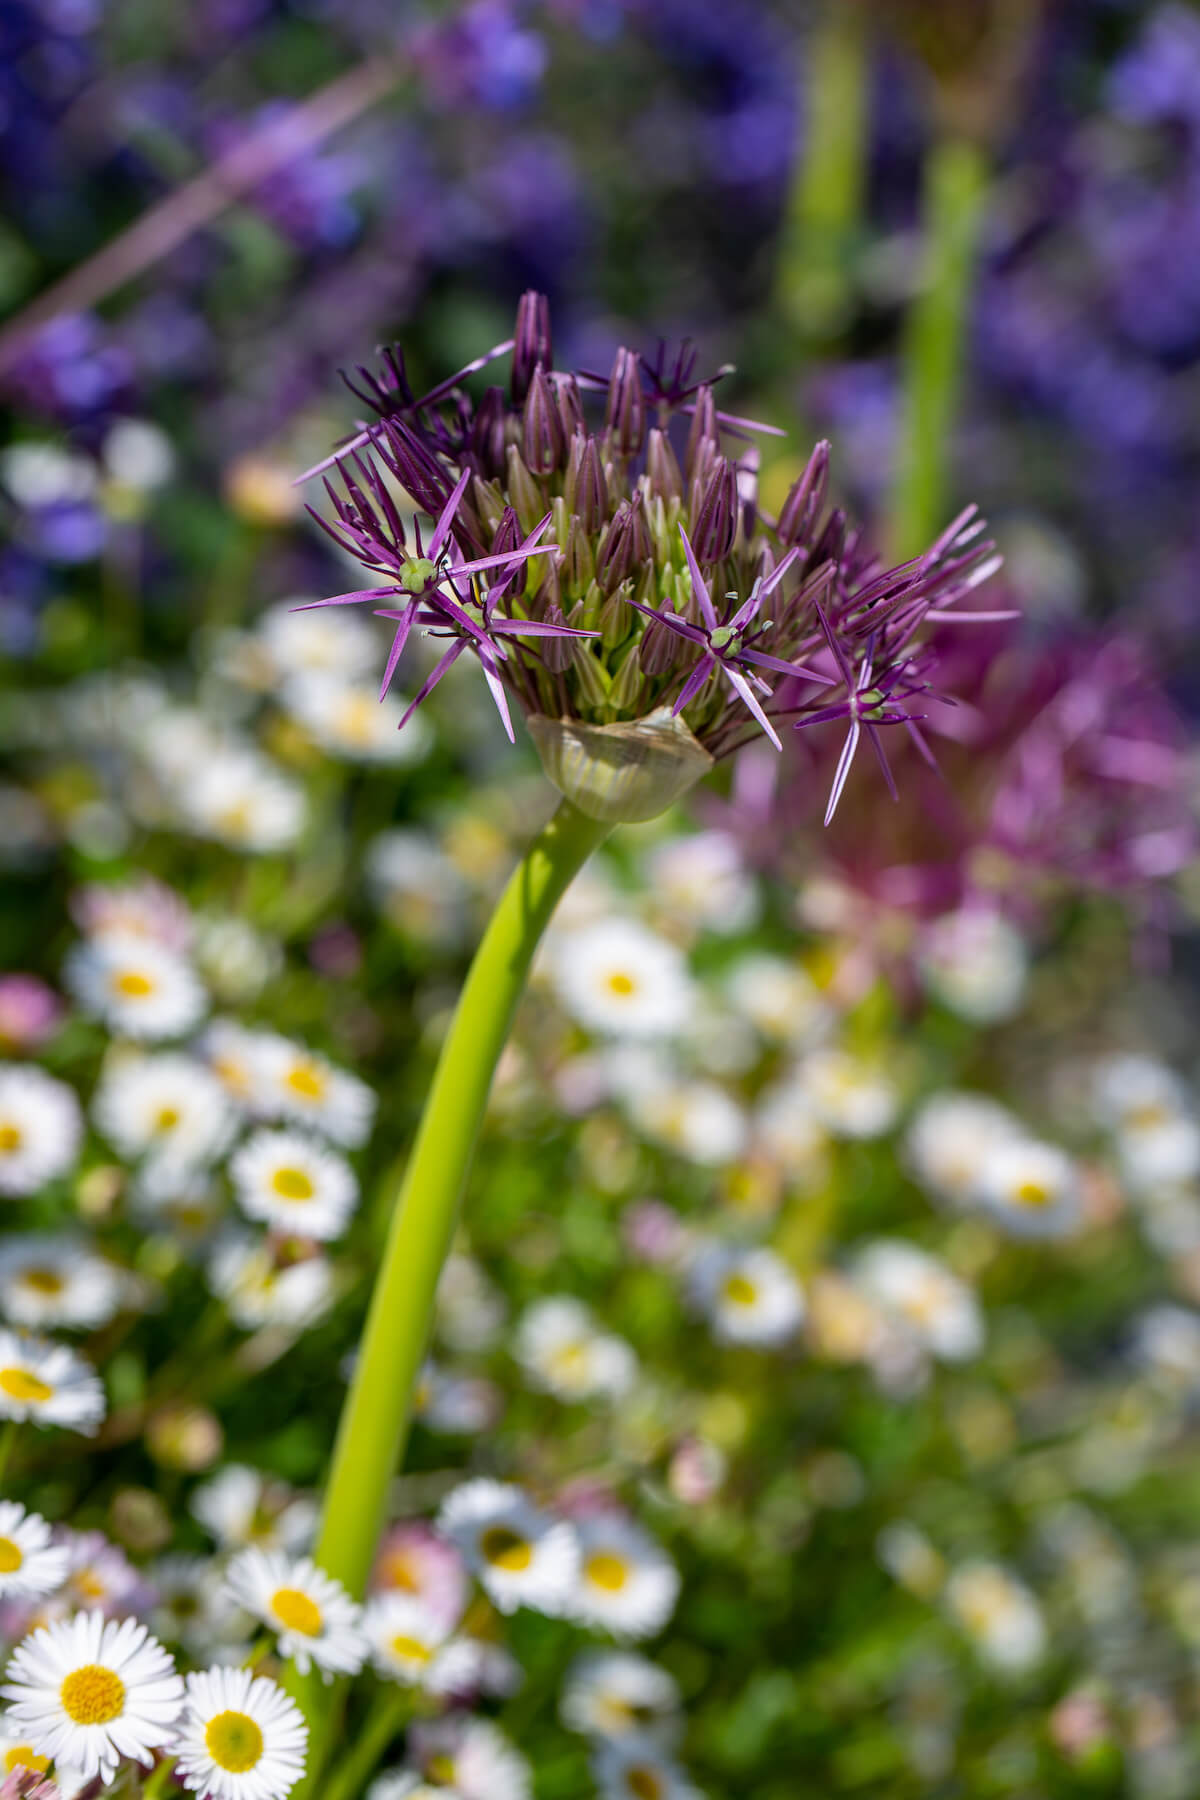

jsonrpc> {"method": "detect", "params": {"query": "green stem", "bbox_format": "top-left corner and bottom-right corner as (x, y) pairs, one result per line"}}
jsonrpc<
(0, 1420), (17, 1489)
(321, 1687), (410, 1800)
(778, 1), (871, 339)
(887, 133), (990, 561)
(141, 1756), (176, 1799)
(291, 798), (610, 1785)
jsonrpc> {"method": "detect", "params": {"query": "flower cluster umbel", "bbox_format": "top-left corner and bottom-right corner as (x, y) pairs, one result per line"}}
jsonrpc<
(300, 292), (1004, 821)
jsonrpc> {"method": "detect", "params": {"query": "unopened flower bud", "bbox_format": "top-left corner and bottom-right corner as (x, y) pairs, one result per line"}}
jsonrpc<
(553, 372), (586, 441)
(646, 428), (683, 502)
(608, 642), (647, 712)
(540, 604), (579, 673)
(512, 289), (552, 403)
(778, 439), (830, 546)
(505, 442), (545, 534)
(597, 501), (638, 594)
(472, 475), (506, 537)
(470, 386), (510, 480)
(640, 611), (686, 676)
(564, 516), (596, 591)
(685, 384), (718, 482)
(606, 346), (646, 457)
(491, 506), (526, 595)
(599, 579), (633, 648)
(690, 458), (738, 563)
(522, 365), (566, 476)
(533, 555), (563, 614)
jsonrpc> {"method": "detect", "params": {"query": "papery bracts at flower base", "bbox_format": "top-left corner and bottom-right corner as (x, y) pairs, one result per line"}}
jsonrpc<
(297, 292), (1008, 823)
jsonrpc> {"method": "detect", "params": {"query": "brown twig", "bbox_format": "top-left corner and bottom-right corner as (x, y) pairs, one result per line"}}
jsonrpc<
(0, 54), (403, 378)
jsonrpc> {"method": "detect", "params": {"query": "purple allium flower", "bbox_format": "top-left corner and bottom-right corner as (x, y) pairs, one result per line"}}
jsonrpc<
(299, 291), (1003, 821)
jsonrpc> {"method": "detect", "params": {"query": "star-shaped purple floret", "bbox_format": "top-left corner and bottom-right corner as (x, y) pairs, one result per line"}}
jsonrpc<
(628, 525), (834, 750)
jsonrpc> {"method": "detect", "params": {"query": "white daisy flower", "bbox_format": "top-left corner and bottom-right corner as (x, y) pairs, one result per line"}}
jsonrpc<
(1132, 1304), (1200, 1388)
(561, 1651), (682, 1742)
(368, 1774), (463, 1800)
(724, 953), (830, 1047)
(753, 1079), (828, 1181)
(920, 908), (1028, 1023)
(92, 1051), (235, 1170)
(283, 672), (432, 765)
(435, 1255), (507, 1353)
(903, 1091), (1023, 1210)
(223, 1550), (365, 1679)
(515, 1298), (637, 1403)
(436, 1480), (579, 1617)
(201, 1021), (277, 1112)
(689, 1244), (805, 1348)
(0, 1066), (82, 1197)
(371, 1524), (468, 1632)
(191, 1467), (316, 1556)
(644, 832), (759, 937)
(571, 1516), (680, 1641)
(258, 602), (381, 683)
(549, 919), (693, 1040)
(208, 1237), (335, 1332)
(0, 1505), (69, 1600)
(361, 1595), (454, 1689)
(173, 1664), (308, 1800)
(229, 1131), (358, 1241)
(850, 1241), (983, 1363)
(0, 1714), (52, 1779)
(102, 418), (175, 494)
(66, 931), (206, 1041)
(366, 830), (470, 948)
(193, 917), (282, 1006)
(182, 750), (307, 855)
(252, 1037), (376, 1148)
(149, 1555), (246, 1659)
(974, 1138), (1081, 1239)
(413, 1363), (501, 1436)
(797, 1050), (899, 1140)
(1095, 1055), (1200, 1190)
(0, 1331), (104, 1435)
(408, 1716), (530, 1800)
(0, 1237), (125, 1332)
(1, 444), (96, 510)
(944, 1562), (1046, 1672)
(594, 1736), (703, 1800)
(626, 1077), (748, 1167)
(0, 1610), (184, 1784)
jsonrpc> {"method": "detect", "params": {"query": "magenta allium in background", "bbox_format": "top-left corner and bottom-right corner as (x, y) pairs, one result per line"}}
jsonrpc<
(0, 974), (63, 1051)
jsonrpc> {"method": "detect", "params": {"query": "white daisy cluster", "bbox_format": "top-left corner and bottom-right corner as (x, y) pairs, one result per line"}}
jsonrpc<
(0, 1608), (309, 1797)
(877, 1528), (1047, 1675)
(905, 1091), (1083, 1240)
(1089, 1054), (1200, 1253)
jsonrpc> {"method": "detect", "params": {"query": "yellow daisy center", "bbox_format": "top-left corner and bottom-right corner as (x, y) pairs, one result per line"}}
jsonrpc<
(336, 695), (376, 746)
(3, 1746), (49, 1775)
(271, 1167), (315, 1201)
(585, 1550), (631, 1592)
(205, 1709), (265, 1773)
(0, 1123), (22, 1152)
(427, 1754), (457, 1785)
(271, 1586), (323, 1636)
(0, 1366), (53, 1403)
(112, 970), (155, 998)
(60, 1664), (125, 1725)
(605, 971), (636, 997)
(1014, 1179), (1051, 1208)
(480, 1525), (533, 1572)
(723, 1274), (759, 1307)
(0, 1535), (23, 1572)
(21, 1268), (64, 1295)
(285, 1062), (326, 1101)
(379, 1547), (420, 1592)
(74, 1570), (108, 1600)
(389, 1633), (433, 1664)
(155, 1106), (181, 1131)
(627, 1767), (664, 1800)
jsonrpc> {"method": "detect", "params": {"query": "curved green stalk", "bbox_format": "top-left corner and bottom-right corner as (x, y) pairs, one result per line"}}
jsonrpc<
(291, 798), (610, 1784)
(778, 1), (871, 340)
(888, 133), (990, 560)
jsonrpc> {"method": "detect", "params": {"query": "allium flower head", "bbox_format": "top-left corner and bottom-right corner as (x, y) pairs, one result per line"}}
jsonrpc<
(300, 293), (1002, 824)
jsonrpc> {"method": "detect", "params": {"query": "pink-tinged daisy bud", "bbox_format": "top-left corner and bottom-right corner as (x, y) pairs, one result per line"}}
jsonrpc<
(605, 346), (646, 456)
(511, 288), (552, 403)
(522, 364), (566, 476)
(778, 439), (831, 547)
